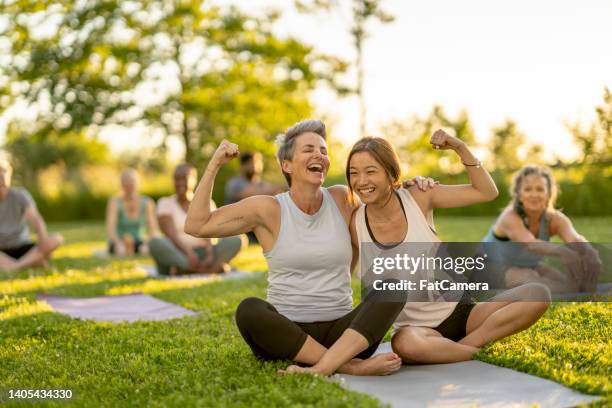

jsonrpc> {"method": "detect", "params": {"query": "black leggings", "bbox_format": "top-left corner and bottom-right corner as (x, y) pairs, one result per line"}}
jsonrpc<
(235, 283), (407, 361)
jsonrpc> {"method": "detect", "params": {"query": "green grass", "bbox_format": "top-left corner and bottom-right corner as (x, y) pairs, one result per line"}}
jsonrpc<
(1, 217), (611, 406)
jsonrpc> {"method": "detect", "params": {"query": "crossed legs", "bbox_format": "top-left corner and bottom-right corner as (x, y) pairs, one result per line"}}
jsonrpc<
(0, 234), (63, 272)
(392, 283), (551, 364)
(236, 291), (406, 376)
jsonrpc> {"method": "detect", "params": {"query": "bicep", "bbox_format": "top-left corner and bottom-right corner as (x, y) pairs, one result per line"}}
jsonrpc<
(430, 184), (492, 209)
(190, 197), (268, 238)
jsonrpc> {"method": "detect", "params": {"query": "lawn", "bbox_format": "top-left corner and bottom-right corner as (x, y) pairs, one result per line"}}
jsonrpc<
(0, 217), (610, 407)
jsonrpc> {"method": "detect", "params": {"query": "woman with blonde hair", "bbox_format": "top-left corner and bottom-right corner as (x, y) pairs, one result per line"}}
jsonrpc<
(481, 165), (600, 293)
(105, 168), (159, 256)
(347, 132), (551, 364)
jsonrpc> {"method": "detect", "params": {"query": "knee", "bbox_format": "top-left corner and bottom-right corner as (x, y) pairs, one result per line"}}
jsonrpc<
(148, 237), (167, 254)
(523, 282), (551, 306)
(235, 297), (266, 332)
(392, 331), (428, 362)
(51, 233), (64, 247)
(372, 278), (408, 304)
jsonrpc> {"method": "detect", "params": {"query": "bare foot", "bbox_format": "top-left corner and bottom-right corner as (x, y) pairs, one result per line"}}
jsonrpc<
(277, 352), (403, 377)
(277, 365), (323, 376)
(344, 352), (402, 376)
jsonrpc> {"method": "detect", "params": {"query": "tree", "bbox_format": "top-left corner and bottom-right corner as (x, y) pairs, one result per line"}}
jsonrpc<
(567, 87), (612, 165)
(490, 119), (527, 173)
(380, 105), (476, 176)
(1, 0), (347, 173)
(295, 0), (394, 138)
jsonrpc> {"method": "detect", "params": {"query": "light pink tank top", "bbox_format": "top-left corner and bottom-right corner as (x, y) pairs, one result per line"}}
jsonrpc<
(355, 188), (458, 328)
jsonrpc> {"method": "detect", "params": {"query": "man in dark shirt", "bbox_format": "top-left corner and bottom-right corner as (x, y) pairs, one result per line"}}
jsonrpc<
(224, 152), (283, 205)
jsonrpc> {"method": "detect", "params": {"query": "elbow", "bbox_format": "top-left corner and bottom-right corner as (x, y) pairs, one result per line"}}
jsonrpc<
(481, 184), (499, 202)
(184, 219), (212, 238)
(183, 219), (200, 237)
(487, 185), (499, 201)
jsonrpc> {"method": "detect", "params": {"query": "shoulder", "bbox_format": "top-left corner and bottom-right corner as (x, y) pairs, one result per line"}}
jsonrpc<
(143, 196), (155, 207)
(10, 187), (35, 206)
(328, 184), (357, 208)
(240, 194), (280, 221)
(548, 209), (571, 229)
(156, 196), (174, 213)
(498, 206), (523, 228)
(108, 196), (120, 206)
(403, 185), (429, 208)
(242, 194), (279, 210)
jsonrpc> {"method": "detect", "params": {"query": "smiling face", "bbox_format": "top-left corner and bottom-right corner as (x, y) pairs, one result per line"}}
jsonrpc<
(281, 132), (330, 187)
(348, 151), (393, 205)
(173, 166), (197, 200)
(518, 174), (550, 213)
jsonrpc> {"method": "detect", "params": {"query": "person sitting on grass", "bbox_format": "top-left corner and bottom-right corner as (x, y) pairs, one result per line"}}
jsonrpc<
(480, 165), (601, 293)
(346, 133), (551, 365)
(0, 155), (63, 272)
(105, 168), (159, 256)
(149, 163), (246, 275)
(184, 120), (435, 377)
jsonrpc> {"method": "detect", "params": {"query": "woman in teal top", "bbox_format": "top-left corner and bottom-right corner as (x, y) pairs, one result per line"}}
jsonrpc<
(481, 165), (600, 293)
(106, 169), (159, 256)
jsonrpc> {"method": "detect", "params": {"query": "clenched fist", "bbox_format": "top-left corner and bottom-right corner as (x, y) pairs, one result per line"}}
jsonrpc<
(429, 129), (464, 151)
(210, 140), (240, 168)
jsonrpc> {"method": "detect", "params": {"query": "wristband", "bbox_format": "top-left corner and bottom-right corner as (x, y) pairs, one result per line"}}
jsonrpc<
(462, 160), (481, 168)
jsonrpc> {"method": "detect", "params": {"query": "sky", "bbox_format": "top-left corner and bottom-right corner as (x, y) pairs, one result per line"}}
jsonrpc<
(2, 0), (611, 162)
(232, 0), (612, 161)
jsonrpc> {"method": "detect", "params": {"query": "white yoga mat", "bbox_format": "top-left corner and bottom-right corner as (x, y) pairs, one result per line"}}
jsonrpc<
(37, 293), (198, 323)
(337, 343), (600, 408)
(138, 264), (259, 281)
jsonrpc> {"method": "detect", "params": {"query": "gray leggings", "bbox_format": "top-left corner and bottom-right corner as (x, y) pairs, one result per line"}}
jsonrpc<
(149, 236), (244, 275)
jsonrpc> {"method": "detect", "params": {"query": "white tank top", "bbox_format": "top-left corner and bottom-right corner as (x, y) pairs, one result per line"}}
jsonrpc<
(355, 188), (458, 328)
(264, 189), (353, 323)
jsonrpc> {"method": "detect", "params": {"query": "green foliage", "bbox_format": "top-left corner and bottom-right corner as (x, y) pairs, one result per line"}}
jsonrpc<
(5, 126), (109, 190)
(567, 87), (612, 165)
(381, 105), (477, 176)
(489, 119), (543, 172)
(1, 0), (347, 185)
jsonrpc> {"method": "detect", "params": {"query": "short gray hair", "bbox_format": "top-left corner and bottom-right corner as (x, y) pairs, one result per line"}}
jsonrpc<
(276, 119), (326, 186)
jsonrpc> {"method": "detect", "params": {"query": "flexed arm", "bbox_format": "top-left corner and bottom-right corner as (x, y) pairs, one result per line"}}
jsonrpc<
(185, 141), (273, 239)
(427, 129), (499, 209)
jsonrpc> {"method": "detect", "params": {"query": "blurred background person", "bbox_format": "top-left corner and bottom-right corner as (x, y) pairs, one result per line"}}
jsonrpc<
(224, 151), (283, 205)
(0, 155), (63, 272)
(480, 165), (601, 293)
(105, 168), (159, 256)
(150, 163), (246, 275)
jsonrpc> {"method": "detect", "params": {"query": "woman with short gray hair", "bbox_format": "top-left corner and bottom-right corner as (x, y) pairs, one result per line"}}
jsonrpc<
(185, 119), (432, 376)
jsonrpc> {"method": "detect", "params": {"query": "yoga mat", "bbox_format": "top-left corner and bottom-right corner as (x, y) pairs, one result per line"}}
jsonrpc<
(37, 293), (198, 323)
(337, 343), (600, 408)
(138, 264), (259, 281)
